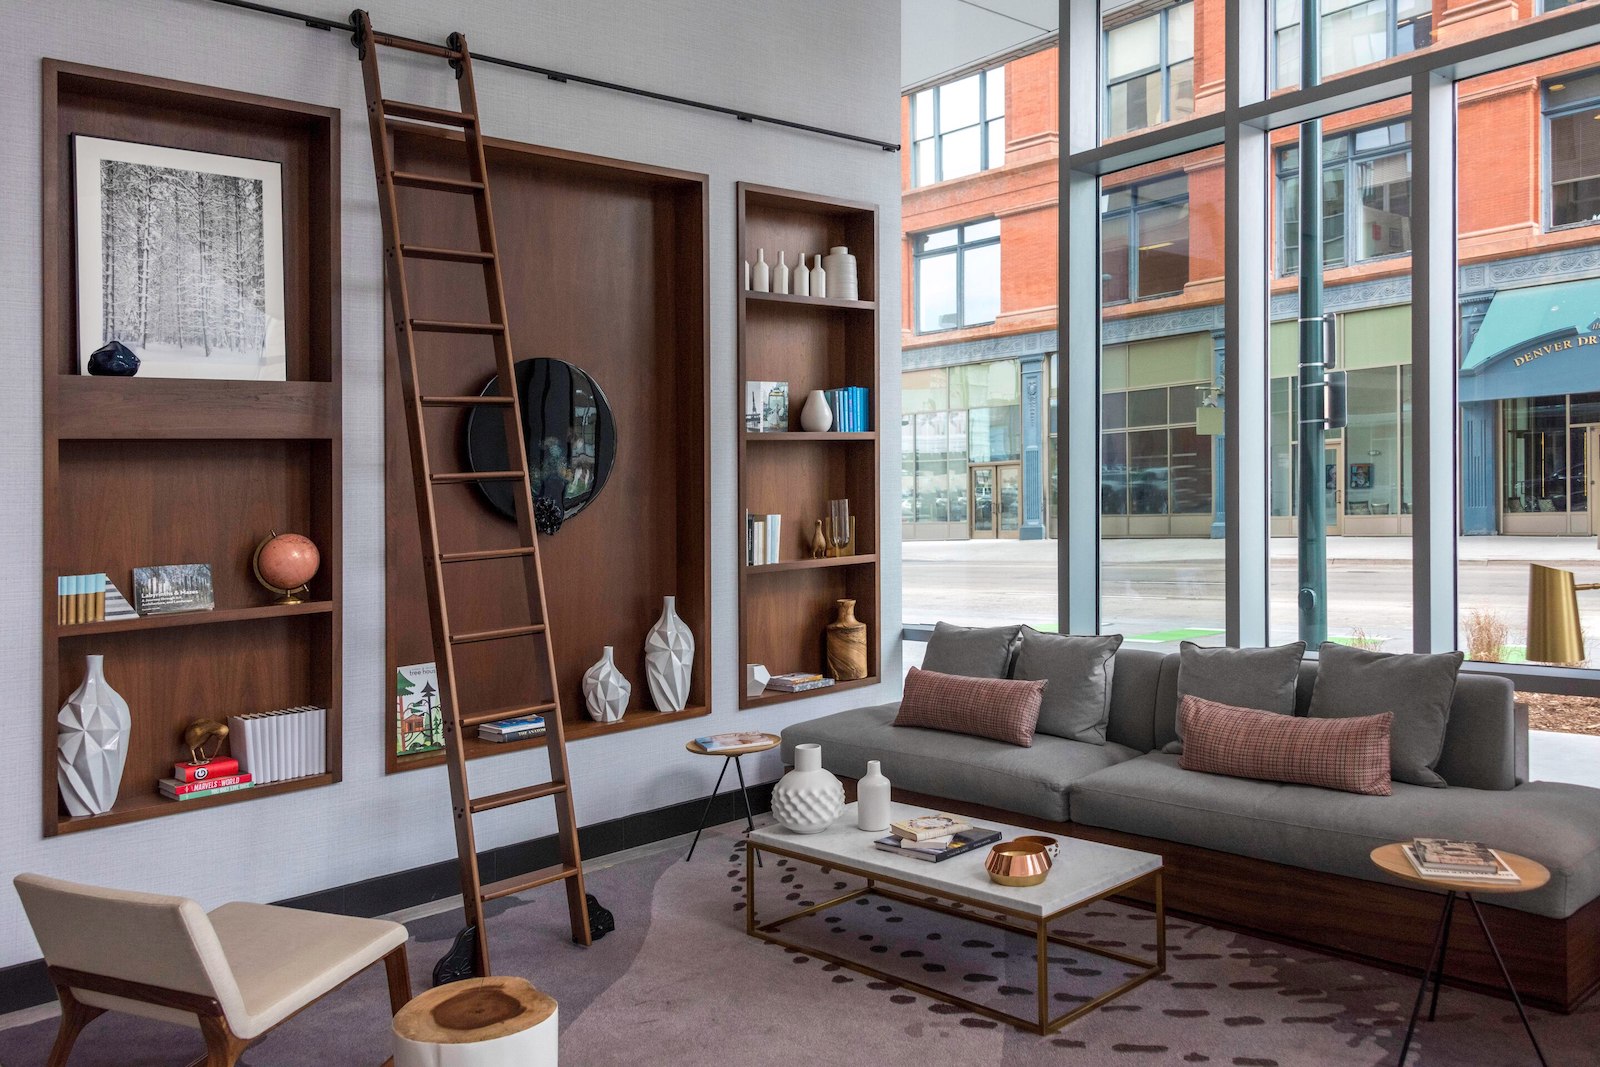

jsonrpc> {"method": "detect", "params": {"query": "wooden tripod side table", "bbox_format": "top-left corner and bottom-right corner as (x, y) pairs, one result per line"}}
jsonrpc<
(1370, 843), (1551, 1067)
(683, 733), (781, 863)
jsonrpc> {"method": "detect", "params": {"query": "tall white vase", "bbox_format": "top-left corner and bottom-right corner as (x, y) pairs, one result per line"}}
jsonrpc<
(823, 246), (858, 300)
(644, 596), (693, 712)
(582, 646), (630, 724)
(811, 255), (827, 298)
(57, 654), (130, 817)
(752, 249), (770, 293)
(800, 389), (833, 432)
(793, 254), (811, 296)
(771, 743), (844, 834)
(773, 251), (791, 295)
(857, 759), (891, 832)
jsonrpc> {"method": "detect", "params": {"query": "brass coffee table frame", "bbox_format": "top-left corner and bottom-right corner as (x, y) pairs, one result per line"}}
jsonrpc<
(745, 839), (1165, 1035)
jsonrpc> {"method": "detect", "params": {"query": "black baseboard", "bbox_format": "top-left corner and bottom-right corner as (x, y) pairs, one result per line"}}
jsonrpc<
(0, 779), (773, 1017)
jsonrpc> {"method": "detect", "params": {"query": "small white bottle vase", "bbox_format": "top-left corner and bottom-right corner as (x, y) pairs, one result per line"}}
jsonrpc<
(793, 254), (811, 297)
(823, 246), (858, 301)
(811, 254), (827, 299)
(742, 258), (751, 291)
(644, 595), (694, 712)
(857, 760), (891, 832)
(57, 654), (131, 817)
(773, 251), (791, 295)
(771, 743), (845, 834)
(800, 389), (833, 432)
(752, 249), (770, 293)
(582, 646), (630, 724)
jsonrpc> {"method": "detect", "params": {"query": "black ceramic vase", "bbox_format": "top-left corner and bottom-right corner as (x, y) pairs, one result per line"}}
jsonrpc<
(87, 341), (140, 377)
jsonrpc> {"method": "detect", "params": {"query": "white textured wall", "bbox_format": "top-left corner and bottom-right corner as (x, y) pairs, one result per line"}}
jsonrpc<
(0, 0), (902, 968)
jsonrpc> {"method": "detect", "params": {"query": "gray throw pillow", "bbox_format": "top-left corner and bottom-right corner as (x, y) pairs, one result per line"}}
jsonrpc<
(1308, 642), (1463, 788)
(921, 622), (1021, 679)
(1165, 640), (1306, 754)
(1011, 629), (1124, 745)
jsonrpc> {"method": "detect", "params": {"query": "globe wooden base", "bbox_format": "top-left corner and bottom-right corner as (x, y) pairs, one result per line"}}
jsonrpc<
(392, 977), (558, 1066)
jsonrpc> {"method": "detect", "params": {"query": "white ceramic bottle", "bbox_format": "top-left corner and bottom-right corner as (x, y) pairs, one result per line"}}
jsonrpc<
(857, 760), (891, 832)
(773, 251), (791, 295)
(793, 253), (811, 296)
(811, 254), (827, 298)
(753, 249), (770, 293)
(742, 258), (751, 291)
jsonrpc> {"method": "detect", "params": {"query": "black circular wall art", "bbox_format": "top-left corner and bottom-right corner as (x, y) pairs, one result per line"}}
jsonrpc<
(465, 358), (618, 527)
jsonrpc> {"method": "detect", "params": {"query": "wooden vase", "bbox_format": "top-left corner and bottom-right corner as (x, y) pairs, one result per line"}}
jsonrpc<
(825, 598), (867, 680)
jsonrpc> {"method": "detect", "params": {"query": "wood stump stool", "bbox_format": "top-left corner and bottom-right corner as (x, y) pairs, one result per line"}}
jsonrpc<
(393, 977), (557, 1066)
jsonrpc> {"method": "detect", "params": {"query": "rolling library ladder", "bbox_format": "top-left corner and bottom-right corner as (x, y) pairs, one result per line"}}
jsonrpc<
(352, 10), (605, 980)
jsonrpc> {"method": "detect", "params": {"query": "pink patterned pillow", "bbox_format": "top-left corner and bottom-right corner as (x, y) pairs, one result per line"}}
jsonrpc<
(894, 668), (1046, 747)
(1178, 695), (1393, 796)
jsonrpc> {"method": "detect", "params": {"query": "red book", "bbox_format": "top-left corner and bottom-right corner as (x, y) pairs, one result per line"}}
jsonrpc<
(171, 758), (239, 783)
(160, 774), (251, 796)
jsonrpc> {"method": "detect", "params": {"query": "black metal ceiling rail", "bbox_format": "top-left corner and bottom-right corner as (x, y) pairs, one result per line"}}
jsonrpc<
(200, 0), (901, 152)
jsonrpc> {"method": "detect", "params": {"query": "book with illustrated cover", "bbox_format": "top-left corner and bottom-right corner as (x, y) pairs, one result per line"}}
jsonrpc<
(694, 732), (773, 753)
(767, 672), (834, 693)
(132, 563), (214, 615)
(1403, 841), (1520, 882)
(874, 827), (1000, 862)
(891, 812), (973, 842)
(396, 662), (444, 755)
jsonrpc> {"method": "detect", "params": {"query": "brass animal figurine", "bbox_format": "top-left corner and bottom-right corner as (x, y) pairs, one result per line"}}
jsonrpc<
(183, 719), (230, 764)
(810, 519), (828, 559)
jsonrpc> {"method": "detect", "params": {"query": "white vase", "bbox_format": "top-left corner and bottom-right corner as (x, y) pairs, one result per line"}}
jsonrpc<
(811, 255), (827, 298)
(742, 259), (751, 291)
(793, 254), (811, 296)
(800, 389), (833, 432)
(582, 646), (630, 724)
(644, 596), (693, 712)
(823, 246), (858, 301)
(745, 663), (771, 699)
(753, 249), (770, 293)
(857, 760), (891, 832)
(772, 743), (845, 834)
(773, 251), (790, 295)
(57, 654), (130, 817)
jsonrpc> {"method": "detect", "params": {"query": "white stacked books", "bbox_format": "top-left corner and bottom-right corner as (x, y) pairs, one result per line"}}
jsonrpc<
(228, 705), (328, 785)
(744, 511), (783, 565)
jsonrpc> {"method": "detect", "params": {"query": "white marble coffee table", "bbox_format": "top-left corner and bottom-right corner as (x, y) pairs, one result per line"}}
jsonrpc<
(745, 802), (1164, 1034)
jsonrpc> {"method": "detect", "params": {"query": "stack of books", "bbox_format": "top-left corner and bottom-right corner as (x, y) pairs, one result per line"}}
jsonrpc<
(158, 757), (253, 802)
(56, 573), (139, 625)
(478, 715), (546, 743)
(874, 812), (1000, 862)
(227, 706), (327, 785)
(1402, 837), (1520, 882)
(766, 672), (835, 693)
(744, 512), (783, 565)
(823, 387), (871, 432)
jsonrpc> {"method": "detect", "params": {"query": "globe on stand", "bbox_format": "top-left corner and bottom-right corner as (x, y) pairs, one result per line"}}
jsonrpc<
(252, 531), (320, 605)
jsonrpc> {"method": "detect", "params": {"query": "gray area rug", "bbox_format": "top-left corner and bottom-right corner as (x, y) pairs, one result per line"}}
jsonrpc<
(1, 819), (1595, 1065)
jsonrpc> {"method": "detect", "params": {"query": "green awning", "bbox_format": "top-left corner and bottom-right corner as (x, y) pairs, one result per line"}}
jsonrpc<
(1462, 277), (1600, 373)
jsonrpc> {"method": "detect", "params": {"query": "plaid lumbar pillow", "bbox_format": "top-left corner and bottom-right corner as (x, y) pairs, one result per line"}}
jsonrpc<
(1177, 695), (1393, 796)
(894, 667), (1046, 747)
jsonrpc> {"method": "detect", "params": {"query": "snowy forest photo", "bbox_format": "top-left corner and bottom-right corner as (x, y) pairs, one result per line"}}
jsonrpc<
(75, 137), (285, 379)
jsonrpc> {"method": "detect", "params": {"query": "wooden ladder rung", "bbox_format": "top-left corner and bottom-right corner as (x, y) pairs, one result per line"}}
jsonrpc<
(459, 701), (558, 729)
(401, 245), (495, 263)
(372, 32), (462, 59)
(440, 546), (537, 564)
(450, 623), (547, 646)
(469, 781), (567, 815)
(391, 172), (484, 194)
(431, 470), (523, 484)
(410, 318), (504, 334)
(420, 395), (515, 408)
(382, 99), (476, 126)
(480, 864), (580, 903)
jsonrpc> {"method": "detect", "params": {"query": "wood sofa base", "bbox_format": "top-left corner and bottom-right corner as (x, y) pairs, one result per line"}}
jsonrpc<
(856, 780), (1600, 1014)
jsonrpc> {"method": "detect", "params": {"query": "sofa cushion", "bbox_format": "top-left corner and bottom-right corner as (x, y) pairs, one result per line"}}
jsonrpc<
(1011, 629), (1123, 744)
(895, 668), (1044, 747)
(921, 622), (1021, 679)
(1164, 641), (1306, 754)
(1070, 753), (1600, 919)
(1309, 642), (1463, 788)
(782, 703), (1142, 823)
(1178, 696), (1393, 796)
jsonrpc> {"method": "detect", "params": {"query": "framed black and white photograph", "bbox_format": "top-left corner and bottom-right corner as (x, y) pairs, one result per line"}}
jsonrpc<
(74, 136), (286, 380)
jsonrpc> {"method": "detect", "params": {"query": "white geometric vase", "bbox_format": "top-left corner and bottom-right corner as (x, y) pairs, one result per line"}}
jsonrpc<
(57, 654), (130, 817)
(644, 595), (693, 712)
(745, 663), (771, 699)
(582, 646), (630, 724)
(771, 743), (845, 834)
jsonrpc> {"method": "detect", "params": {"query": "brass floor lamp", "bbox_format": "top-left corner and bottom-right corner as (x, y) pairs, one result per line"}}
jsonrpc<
(1527, 563), (1598, 665)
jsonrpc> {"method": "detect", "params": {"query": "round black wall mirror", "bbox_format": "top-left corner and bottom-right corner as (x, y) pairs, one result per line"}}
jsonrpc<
(465, 358), (618, 526)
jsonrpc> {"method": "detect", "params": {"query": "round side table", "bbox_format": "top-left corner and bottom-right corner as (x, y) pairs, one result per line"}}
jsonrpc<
(683, 733), (781, 863)
(393, 976), (557, 1066)
(1371, 843), (1551, 1067)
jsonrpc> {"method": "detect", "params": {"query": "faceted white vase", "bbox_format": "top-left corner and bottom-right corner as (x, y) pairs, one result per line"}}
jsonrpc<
(800, 389), (833, 432)
(857, 759), (891, 832)
(57, 654), (130, 817)
(644, 596), (693, 712)
(771, 743), (844, 834)
(745, 663), (771, 699)
(582, 646), (630, 724)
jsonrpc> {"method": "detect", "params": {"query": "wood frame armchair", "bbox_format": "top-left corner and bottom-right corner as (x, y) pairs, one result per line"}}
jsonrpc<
(16, 873), (412, 1066)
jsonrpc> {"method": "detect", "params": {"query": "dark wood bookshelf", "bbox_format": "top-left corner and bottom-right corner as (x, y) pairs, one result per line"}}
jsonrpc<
(736, 183), (881, 709)
(60, 601), (334, 637)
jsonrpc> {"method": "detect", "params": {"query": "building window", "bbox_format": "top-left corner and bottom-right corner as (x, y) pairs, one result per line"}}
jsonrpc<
(1273, 0), (1431, 88)
(1103, 1), (1195, 138)
(1277, 121), (1412, 276)
(1547, 70), (1600, 229)
(914, 220), (1001, 333)
(910, 67), (1006, 188)
(1101, 380), (1213, 516)
(1101, 176), (1190, 304)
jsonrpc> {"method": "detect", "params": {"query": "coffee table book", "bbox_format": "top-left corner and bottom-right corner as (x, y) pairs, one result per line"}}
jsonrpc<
(1403, 842), (1521, 882)
(873, 826), (998, 862)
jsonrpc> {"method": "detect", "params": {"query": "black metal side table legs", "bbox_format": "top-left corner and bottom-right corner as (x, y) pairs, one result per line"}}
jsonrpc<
(1397, 890), (1547, 1066)
(685, 753), (761, 866)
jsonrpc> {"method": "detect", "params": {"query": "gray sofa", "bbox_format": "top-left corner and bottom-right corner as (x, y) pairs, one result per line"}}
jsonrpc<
(781, 647), (1600, 1010)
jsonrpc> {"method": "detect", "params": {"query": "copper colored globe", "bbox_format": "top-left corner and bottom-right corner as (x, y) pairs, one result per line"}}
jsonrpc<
(256, 533), (320, 595)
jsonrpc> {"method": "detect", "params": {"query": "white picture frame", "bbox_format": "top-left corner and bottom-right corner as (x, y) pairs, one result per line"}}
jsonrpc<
(74, 135), (286, 380)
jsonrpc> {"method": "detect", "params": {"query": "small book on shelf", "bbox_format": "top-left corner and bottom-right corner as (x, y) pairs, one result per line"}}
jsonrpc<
(171, 757), (239, 783)
(766, 672), (834, 693)
(1403, 838), (1520, 882)
(874, 826), (1000, 862)
(158, 775), (254, 801)
(890, 812), (973, 842)
(478, 715), (546, 742)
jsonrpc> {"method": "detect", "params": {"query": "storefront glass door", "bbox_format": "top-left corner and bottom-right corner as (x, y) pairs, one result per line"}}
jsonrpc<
(968, 463), (1021, 539)
(1325, 441), (1344, 536)
(970, 465), (996, 538)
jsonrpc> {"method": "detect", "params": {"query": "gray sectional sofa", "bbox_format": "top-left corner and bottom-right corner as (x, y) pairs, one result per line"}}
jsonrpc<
(781, 647), (1600, 1011)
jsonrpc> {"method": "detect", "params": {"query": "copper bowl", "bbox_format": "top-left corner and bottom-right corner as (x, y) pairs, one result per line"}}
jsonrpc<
(985, 840), (1053, 887)
(1015, 834), (1060, 860)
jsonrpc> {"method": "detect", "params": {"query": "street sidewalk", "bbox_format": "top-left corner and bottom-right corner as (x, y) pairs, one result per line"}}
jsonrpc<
(904, 534), (1600, 566)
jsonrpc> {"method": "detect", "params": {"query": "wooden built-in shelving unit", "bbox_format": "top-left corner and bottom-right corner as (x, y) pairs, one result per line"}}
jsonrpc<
(736, 183), (881, 709)
(41, 61), (343, 835)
